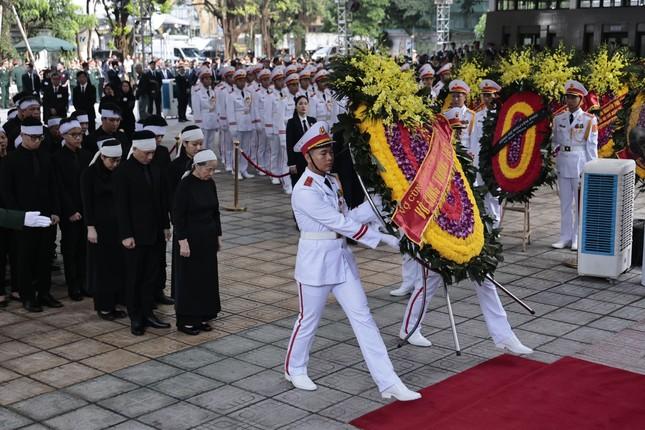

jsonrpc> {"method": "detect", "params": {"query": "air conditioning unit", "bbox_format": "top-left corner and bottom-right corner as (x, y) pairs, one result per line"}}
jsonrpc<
(578, 159), (636, 279)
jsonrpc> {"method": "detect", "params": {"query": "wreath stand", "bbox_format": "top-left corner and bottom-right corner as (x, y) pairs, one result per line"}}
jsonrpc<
(500, 200), (531, 252)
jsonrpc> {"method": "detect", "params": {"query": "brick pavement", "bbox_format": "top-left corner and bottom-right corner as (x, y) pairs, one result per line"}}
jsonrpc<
(1, 120), (645, 429)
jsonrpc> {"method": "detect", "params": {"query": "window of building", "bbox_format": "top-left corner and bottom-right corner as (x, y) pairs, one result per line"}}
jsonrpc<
(579, 0), (642, 5)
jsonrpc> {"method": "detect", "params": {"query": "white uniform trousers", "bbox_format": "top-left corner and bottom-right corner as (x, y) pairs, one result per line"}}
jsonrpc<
(219, 129), (233, 171)
(256, 129), (269, 169)
(236, 130), (252, 175)
(268, 134), (281, 176)
(202, 128), (220, 160)
(399, 268), (514, 344)
(250, 130), (260, 170)
(400, 254), (418, 292)
(285, 277), (401, 392)
(279, 140), (292, 193)
(558, 175), (580, 244)
(484, 192), (502, 229)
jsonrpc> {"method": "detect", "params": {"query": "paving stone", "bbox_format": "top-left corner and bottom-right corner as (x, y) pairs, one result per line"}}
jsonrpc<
(274, 386), (352, 413)
(539, 338), (589, 356)
(12, 391), (87, 421)
(317, 367), (374, 396)
(139, 401), (217, 430)
(81, 349), (148, 373)
(17, 424), (49, 430)
(0, 367), (19, 384)
(108, 421), (157, 430)
(228, 398), (308, 430)
(0, 377), (54, 405)
(611, 305), (645, 321)
(549, 283), (599, 298)
(564, 326), (615, 344)
(157, 347), (225, 371)
(31, 362), (103, 388)
(150, 372), (223, 399)
(200, 335), (265, 356)
(0, 341), (40, 362)
(319, 396), (382, 422)
(0, 407), (32, 430)
(195, 357), (264, 383)
(232, 369), (291, 397)
(588, 315), (637, 332)
(50, 338), (116, 360)
(99, 388), (177, 418)
(113, 360), (183, 385)
(3, 351), (68, 375)
(193, 416), (261, 429)
(519, 318), (578, 337)
(188, 385), (265, 415)
(314, 343), (366, 367)
(45, 405), (126, 430)
(237, 344), (287, 368)
(239, 324), (295, 344)
(65, 375), (138, 402)
(541, 308), (601, 325)
(525, 291), (580, 307)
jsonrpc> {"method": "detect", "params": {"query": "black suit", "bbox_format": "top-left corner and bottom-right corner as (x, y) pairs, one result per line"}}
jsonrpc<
(147, 70), (161, 115)
(175, 73), (190, 121)
(42, 85), (69, 121)
(52, 145), (92, 296)
(72, 83), (97, 133)
(107, 68), (121, 90)
(22, 71), (41, 99)
(286, 115), (316, 186)
(114, 157), (170, 324)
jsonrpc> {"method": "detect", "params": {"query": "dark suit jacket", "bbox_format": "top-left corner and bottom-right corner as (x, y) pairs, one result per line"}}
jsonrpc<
(52, 145), (92, 219)
(286, 115), (316, 185)
(113, 157), (170, 246)
(42, 85), (69, 120)
(72, 83), (97, 117)
(21, 71), (41, 96)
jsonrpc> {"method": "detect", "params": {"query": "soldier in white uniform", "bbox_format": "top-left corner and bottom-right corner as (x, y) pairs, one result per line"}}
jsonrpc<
(216, 66), (235, 171)
(298, 66), (316, 99)
(252, 69), (273, 175)
(443, 80), (476, 151)
(190, 66), (219, 156)
(418, 63), (436, 99)
(266, 67), (291, 193)
(285, 121), (421, 402)
(226, 69), (255, 179)
(310, 70), (335, 124)
(284, 73), (300, 120)
(551, 80), (598, 251)
(433, 63), (452, 96)
(470, 79), (503, 228)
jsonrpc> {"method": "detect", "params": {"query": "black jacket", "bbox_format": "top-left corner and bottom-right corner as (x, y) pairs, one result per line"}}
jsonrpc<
(72, 83), (97, 116)
(22, 71), (41, 96)
(52, 145), (92, 220)
(42, 84), (69, 120)
(113, 157), (170, 245)
(286, 115), (316, 184)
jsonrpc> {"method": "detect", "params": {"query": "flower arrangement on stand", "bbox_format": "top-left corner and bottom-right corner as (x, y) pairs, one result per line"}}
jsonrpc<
(330, 51), (503, 284)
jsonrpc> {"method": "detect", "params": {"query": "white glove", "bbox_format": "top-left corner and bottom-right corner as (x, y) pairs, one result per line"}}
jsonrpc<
(379, 233), (400, 250)
(369, 194), (383, 210)
(24, 211), (52, 228)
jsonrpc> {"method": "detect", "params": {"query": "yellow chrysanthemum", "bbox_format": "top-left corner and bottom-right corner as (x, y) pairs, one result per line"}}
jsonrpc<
(498, 49), (534, 87)
(532, 47), (579, 101)
(584, 47), (629, 96)
(455, 59), (489, 104)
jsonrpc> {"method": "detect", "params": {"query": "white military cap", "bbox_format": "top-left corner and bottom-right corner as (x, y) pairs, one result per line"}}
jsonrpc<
(564, 80), (588, 97)
(448, 79), (470, 94)
(479, 79), (501, 94)
(436, 62), (452, 75)
(419, 64), (435, 79)
(294, 121), (334, 154)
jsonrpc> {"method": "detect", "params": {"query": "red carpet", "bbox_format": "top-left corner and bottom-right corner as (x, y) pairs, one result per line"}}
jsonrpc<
(351, 355), (645, 430)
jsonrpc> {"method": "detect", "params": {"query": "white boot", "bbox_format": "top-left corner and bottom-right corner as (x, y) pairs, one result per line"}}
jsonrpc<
(571, 239), (578, 251)
(389, 285), (414, 297)
(401, 330), (432, 347)
(241, 171), (255, 179)
(271, 178), (281, 185)
(551, 240), (571, 249)
(495, 334), (533, 355)
(285, 373), (317, 391)
(381, 382), (421, 401)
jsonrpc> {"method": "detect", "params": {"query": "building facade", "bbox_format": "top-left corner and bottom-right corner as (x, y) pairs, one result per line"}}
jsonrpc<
(484, 1), (645, 55)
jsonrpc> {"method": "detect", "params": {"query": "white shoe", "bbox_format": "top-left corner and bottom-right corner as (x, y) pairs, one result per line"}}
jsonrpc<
(271, 178), (281, 185)
(285, 373), (317, 391)
(571, 240), (578, 251)
(402, 330), (432, 347)
(390, 285), (414, 297)
(257, 171), (267, 176)
(284, 189), (292, 195)
(381, 382), (421, 401)
(241, 171), (255, 179)
(551, 240), (571, 249)
(495, 335), (533, 355)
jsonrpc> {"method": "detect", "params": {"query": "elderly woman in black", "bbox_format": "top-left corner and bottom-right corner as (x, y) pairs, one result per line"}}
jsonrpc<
(173, 149), (222, 335)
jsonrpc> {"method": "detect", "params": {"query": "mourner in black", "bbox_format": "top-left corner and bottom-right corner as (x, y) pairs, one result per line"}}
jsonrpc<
(175, 64), (191, 122)
(21, 64), (41, 99)
(173, 149), (222, 335)
(141, 114), (173, 305)
(114, 130), (171, 335)
(4, 96), (41, 149)
(117, 81), (136, 138)
(81, 139), (127, 320)
(53, 118), (92, 301)
(42, 72), (68, 122)
(0, 119), (61, 312)
(84, 103), (131, 157)
(72, 72), (97, 134)
(286, 95), (316, 186)
(147, 61), (161, 115)
(0, 129), (16, 307)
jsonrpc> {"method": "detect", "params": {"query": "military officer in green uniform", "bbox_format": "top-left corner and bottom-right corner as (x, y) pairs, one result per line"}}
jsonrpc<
(1, 61), (11, 108)
(11, 60), (25, 96)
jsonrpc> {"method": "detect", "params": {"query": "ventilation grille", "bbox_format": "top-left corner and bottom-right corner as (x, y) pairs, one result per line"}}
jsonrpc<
(581, 173), (616, 256)
(619, 170), (635, 251)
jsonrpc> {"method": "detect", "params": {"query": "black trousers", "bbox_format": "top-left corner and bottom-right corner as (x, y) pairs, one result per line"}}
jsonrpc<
(124, 243), (158, 324)
(87, 113), (97, 134)
(156, 241), (167, 296)
(60, 221), (87, 295)
(0, 228), (16, 295)
(16, 227), (54, 302)
(177, 95), (188, 120)
(148, 92), (161, 115)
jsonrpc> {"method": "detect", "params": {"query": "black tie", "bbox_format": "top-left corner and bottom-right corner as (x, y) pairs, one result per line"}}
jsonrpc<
(322, 93), (327, 101)
(302, 120), (308, 131)
(324, 177), (333, 190)
(143, 165), (152, 186)
(82, 86), (85, 95)
(32, 152), (40, 178)
(241, 90), (245, 99)
(207, 89), (211, 97)
(569, 113), (574, 124)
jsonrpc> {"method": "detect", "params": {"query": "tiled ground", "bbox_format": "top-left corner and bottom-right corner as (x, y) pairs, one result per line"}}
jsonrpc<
(1, 121), (645, 429)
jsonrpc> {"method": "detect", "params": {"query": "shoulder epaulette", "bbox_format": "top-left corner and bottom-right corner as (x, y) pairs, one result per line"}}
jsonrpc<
(304, 177), (313, 187)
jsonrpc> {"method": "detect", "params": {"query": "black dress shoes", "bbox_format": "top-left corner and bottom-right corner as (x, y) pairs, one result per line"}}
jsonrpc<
(69, 291), (84, 301)
(131, 322), (145, 336)
(146, 315), (171, 329)
(97, 311), (116, 321)
(23, 300), (43, 313)
(39, 295), (63, 308)
(178, 325), (201, 335)
(199, 322), (213, 332)
(113, 310), (128, 319)
(154, 293), (175, 305)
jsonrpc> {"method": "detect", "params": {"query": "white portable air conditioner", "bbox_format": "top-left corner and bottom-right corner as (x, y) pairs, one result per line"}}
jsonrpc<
(578, 159), (636, 279)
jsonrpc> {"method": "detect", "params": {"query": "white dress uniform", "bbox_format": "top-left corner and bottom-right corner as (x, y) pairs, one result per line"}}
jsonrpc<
(285, 124), (414, 396)
(216, 70), (234, 171)
(310, 88), (336, 124)
(551, 97), (598, 248)
(266, 71), (290, 192)
(443, 104), (476, 152)
(190, 77), (219, 156)
(226, 82), (254, 177)
(252, 83), (271, 171)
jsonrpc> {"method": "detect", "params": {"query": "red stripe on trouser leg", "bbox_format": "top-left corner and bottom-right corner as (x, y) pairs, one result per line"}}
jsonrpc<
(404, 287), (424, 334)
(284, 282), (304, 375)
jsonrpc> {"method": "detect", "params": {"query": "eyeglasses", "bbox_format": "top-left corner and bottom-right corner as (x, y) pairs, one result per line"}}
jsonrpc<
(25, 134), (44, 141)
(65, 133), (83, 139)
